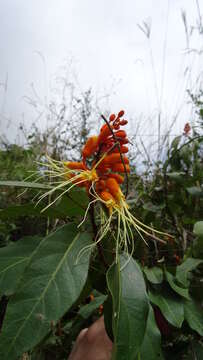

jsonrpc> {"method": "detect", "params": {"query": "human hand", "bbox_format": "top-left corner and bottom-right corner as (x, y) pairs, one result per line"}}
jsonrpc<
(68, 316), (113, 360)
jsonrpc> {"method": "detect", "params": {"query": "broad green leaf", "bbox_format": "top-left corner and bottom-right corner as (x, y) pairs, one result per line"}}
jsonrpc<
(176, 258), (203, 287)
(0, 192), (87, 219)
(104, 295), (114, 342)
(0, 236), (42, 295)
(0, 204), (64, 220)
(107, 254), (149, 360)
(194, 221), (203, 237)
(0, 181), (87, 216)
(56, 190), (88, 216)
(139, 306), (162, 360)
(0, 224), (92, 360)
(143, 266), (163, 284)
(165, 271), (190, 300)
(149, 288), (184, 328)
(184, 299), (203, 336)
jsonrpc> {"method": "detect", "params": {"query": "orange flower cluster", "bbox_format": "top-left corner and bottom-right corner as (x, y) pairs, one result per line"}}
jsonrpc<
(64, 110), (129, 210)
(39, 109), (172, 259)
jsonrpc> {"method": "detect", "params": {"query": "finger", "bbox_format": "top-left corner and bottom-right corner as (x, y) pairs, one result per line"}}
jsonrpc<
(68, 328), (88, 359)
(77, 327), (88, 342)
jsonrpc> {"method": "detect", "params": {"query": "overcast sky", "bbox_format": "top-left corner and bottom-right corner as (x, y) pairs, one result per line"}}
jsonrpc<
(0, 0), (202, 143)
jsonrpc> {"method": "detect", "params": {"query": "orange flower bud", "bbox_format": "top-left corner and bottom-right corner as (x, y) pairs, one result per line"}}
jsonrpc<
(64, 161), (86, 170)
(109, 113), (116, 122)
(113, 124), (120, 130)
(107, 173), (124, 184)
(101, 142), (114, 152)
(119, 138), (129, 144)
(82, 136), (98, 158)
(100, 124), (107, 132)
(118, 110), (125, 117)
(105, 178), (123, 200)
(102, 153), (129, 165)
(96, 163), (110, 173)
(95, 179), (106, 192)
(111, 163), (130, 173)
(68, 173), (88, 187)
(98, 124), (113, 144)
(115, 130), (127, 138)
(120, 120), (128, 125)
(110, 145), (128, 154)
(100, 191), (116, 207)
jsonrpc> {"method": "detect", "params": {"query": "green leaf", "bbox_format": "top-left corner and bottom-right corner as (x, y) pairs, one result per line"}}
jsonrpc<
(176, 258), (203, 287)
(0, 236), (42, 295)
(194, 221), (203, 237)
(193, 222), (203, 258)
(0, 204), (64, 220)
(149, 288), (184, 328)
(165, 271), (190, 300)
(0, 192), (88, 219)
(107, 254), (149, 360)
(143, 202), (165, 213)
(0, 181), (88, 216)
(104, 295), (114, 342)
(184, 299), (203, 336)
(56, 190), (88, 216)
(186, 186), (203, 197)
(143, 267), (163, 284)
(171, 136), (181, 149)
(78, 294), (107, 319)
(166, 172), (185, 181)
(0, 180), (51, 190)
(188, 341), (203, 360)
(0, 224), (92, 360)
(139, 306), (162, 360)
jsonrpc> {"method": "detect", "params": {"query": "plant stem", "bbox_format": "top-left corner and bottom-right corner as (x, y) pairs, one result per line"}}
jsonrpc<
(89, 195), (108, 268)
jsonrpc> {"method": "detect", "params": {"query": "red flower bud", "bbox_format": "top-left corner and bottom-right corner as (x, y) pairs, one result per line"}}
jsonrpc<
(118, 110), (125, 118)
(109, 113), (116, 122)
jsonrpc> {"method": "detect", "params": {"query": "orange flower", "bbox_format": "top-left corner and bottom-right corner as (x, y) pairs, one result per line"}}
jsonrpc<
(111, 163), (130, 173)
(38, 110), (173, 264)
(110, 145), (128, 154)
(64, 161), (86, 170)
(101, 153), (129, 165)
(117, 110), (125, 117)
(99, 191), (116, 208)
(109, 113), (116, 122)
(105, 177), (123, 201)
(98, 124), (113, 144)
(82, 136), (98, 160)
(107, 173), (124, 184)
